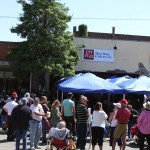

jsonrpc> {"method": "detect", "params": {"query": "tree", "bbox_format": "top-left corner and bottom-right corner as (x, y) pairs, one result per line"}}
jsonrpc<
(78, 24), (88, 37)
(8, 0), (79, 93)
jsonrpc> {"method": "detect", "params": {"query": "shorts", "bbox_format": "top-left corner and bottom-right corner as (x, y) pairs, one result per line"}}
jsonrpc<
(113, 124), (128, 140)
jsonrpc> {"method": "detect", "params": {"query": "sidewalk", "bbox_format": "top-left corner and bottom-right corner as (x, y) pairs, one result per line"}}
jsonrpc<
(0, 129), (144, 150)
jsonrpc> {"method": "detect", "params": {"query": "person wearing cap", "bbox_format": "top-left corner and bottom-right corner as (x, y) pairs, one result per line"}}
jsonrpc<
(29, 97), (47, 150)
(76, 95), (89, 150)
(91, 102), (108, 150)
(137, 101), (150, 150)
(11, 97), (32, 150)
(109, 103), (122, 150)
(62, 92), (76, 137)
(112, 99), (130, 150)
(6, 92), (18, 103)
(3, 93), (18, 141)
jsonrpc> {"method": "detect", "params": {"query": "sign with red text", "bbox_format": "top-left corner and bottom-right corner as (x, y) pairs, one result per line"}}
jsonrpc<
(82, 48), (114, 62)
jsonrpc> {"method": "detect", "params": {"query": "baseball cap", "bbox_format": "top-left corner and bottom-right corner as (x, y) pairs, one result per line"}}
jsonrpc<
(21, 97), (28, 103)
(12, 92), (18, 97)
(34, 97), (40, 101)
(113, 103), (121, 108)
(120, 99), (128, 104)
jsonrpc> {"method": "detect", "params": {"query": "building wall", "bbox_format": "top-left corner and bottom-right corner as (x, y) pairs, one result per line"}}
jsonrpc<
(0, 42), (18, 79)
(74, 37), (150, 75)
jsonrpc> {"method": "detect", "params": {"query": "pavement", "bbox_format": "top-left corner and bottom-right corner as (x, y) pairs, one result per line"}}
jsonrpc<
(0, 129), (148, 150)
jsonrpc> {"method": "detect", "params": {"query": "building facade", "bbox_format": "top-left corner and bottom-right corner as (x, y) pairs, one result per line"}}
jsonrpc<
(73, 28), (150, 78)
(1, 29), (150, 94)
(0, 41), (19, 91)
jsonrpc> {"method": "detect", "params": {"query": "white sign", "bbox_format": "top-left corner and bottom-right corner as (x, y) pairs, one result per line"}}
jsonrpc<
(82, 48), (114, 62)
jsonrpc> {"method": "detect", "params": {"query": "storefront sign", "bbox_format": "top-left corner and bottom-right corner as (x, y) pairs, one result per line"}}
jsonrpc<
(82, 48), (114, 62)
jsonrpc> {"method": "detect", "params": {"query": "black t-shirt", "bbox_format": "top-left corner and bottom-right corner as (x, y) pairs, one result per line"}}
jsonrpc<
(129, 109), (139, 123)
(41, 103), (50, 113)
(11, 105), (32, 130)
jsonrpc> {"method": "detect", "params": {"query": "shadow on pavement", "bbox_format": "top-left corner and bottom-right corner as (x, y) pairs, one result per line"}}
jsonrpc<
(127, 142), (149, 150)
(0, 139), (9, 143)
(127, 142), (139, 148)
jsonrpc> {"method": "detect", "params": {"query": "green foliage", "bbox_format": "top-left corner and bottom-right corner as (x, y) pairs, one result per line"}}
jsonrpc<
(78, 24), (88, 37)
(8, 0), (79, 79)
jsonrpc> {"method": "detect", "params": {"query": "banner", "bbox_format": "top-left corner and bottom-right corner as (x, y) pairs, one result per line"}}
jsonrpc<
(82, 48), (114, 62)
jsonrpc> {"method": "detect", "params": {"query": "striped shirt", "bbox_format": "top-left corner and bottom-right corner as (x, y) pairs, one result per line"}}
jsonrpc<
(76, 103), (89, 123)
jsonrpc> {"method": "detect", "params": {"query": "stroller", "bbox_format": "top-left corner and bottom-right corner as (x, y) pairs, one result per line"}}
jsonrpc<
(46, 127), (76, 150)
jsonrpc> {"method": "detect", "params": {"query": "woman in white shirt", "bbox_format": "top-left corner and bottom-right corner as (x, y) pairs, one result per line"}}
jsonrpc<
(91, 102), (108, 150)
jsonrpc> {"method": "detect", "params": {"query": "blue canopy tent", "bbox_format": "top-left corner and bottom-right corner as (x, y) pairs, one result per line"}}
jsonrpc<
(57, 73), (124, 94)
(106, 75), (134, 98)
(106, 75), (133, 85)
(122, 75), (150, 94)
(116, 78), (137, 89)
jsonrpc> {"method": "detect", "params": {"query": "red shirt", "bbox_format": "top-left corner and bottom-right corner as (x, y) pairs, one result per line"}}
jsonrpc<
(115, 107), (130, 124)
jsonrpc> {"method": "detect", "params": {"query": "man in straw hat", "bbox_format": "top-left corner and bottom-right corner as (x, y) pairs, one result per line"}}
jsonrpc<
(137, 101), (150, 150)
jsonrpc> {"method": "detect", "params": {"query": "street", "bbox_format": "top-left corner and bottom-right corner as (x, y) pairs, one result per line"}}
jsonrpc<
(0, 129), (145, 150)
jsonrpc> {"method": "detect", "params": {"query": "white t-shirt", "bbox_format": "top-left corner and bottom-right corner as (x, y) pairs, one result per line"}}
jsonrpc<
(30, 104), (44, 121)
(3, 100), (18, 115)
(111, 110), (118, 127)
(92, 110), (108, 128)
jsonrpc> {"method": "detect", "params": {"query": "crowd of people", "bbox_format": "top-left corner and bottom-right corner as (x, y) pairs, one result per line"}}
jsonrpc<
(0, 91), (150, 150)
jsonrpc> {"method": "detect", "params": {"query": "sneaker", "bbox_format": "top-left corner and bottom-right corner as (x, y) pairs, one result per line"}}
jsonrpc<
(35, 145), (41, 149)
(30, 147), (35, 150)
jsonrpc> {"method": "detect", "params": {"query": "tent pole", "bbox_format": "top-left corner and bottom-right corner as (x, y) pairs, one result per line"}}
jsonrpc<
(107, 94), (110, 114)
(123, 94), (125, 99)
(56, 90), (58, 99)
(61, 92), (64, 112)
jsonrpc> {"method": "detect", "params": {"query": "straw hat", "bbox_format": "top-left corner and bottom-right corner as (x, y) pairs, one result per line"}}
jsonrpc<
(143, 101), (150, 110)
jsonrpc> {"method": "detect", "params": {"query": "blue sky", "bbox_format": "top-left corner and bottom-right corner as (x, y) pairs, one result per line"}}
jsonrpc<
(1, 0), (150, 42)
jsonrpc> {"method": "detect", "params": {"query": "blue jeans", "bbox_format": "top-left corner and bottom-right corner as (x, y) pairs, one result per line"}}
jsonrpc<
(15, 129), (27, 150)
(76, 123), (88, 150)
(128, 121), (135, 138)
(30, 120), (42, 148)
(1, 114), (6, 128)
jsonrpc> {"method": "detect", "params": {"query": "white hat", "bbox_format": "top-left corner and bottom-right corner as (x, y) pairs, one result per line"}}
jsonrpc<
(113, 103), (121, 108)
(25, 92), (30, 98)
(143, 101), (150, 110)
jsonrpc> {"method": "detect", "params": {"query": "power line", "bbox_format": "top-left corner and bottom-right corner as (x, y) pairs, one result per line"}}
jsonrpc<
(0, 16), (18, 19)
(1, 15), (150, 21)
(73, 17), (150, 21)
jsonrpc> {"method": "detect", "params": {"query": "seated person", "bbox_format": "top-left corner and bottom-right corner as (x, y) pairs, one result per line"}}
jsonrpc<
(47, 121), (76, 149)
(47, 121), (70, 140)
